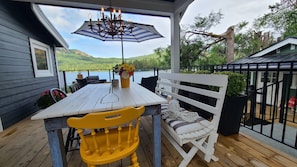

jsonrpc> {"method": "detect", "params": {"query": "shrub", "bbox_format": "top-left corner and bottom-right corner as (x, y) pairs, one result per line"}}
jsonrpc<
(215, 71), (246, 97)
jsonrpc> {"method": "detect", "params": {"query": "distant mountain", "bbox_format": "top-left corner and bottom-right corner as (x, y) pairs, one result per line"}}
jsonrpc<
(70, 49), (93, 57)
(56, 48), (157, 71)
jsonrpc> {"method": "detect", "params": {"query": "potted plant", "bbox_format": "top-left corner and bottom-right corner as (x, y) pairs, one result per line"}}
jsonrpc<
(35, 89), (67, 109)
(215, 71), (247, 136)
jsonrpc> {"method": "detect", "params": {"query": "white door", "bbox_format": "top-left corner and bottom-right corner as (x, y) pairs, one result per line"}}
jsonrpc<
(256, 71), (280, 105)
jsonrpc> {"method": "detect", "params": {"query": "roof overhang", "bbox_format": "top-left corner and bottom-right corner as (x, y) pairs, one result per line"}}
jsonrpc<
(13, 0), (194, 18)
(31, 3), (68, 48)
(251, 37), (297, 58)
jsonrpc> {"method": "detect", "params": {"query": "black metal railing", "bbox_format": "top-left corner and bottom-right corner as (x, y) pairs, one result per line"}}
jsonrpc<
(59, 68), (160, 93)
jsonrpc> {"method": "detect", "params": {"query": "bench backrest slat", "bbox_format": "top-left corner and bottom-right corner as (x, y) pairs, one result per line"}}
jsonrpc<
(158, 73), (228, 87)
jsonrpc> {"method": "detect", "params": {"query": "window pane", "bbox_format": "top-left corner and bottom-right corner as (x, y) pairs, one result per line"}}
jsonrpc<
(35, 48), (48, 70)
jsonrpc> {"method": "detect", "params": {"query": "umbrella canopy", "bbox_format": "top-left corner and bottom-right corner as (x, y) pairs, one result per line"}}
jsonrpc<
(73, 20), (164, 62)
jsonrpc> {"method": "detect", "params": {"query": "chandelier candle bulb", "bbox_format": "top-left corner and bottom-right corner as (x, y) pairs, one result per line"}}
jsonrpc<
(101, 7), (104, 18)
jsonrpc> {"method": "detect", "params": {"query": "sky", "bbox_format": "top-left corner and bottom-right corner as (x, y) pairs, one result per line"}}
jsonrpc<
(40, 0), (280, 59)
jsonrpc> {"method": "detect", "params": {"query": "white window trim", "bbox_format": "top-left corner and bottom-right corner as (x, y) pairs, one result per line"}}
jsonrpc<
(260, 72), (277, 83)
(30, 38), (54, 77)
(0, 117), (3, 132)
(291, 73), (297, 89)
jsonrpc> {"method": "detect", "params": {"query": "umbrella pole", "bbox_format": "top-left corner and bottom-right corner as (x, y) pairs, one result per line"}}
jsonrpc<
(121, 36), (124, 64)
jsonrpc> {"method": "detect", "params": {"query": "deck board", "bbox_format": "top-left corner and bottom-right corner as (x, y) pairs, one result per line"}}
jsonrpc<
(219, 135), (284, 167)
(1, 116), (297, 167)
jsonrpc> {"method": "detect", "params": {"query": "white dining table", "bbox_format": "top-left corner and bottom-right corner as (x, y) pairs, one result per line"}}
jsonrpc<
(31, 82), (168, 167)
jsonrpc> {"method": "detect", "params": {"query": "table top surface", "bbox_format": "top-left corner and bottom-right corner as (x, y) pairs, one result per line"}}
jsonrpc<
(31, 83), (168, 120)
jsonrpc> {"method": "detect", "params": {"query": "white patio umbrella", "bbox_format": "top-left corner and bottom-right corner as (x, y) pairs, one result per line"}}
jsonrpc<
(72, 20), (163, 63)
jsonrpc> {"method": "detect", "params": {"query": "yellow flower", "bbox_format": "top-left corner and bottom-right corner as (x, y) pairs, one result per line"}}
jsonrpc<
(114, 63), (135, 77)
(122, 64), (129, 71)
(129, 64), (135, 72)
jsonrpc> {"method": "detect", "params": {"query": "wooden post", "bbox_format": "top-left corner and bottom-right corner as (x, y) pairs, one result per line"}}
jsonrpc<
(225, 26), (235, 63)
(63, 71), (67, 93)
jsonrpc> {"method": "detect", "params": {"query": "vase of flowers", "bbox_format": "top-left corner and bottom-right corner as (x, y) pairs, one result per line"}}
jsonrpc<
(113, 63), (135, 88)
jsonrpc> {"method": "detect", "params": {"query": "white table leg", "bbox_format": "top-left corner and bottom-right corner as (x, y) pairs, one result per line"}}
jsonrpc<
(44, 118), (68, 167)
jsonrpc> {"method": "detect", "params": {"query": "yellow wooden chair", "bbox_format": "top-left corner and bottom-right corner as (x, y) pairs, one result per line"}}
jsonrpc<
(67, 106), (145, 167)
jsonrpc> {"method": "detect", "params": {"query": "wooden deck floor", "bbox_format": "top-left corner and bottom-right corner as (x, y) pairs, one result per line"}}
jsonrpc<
(1, 115), (297, 167)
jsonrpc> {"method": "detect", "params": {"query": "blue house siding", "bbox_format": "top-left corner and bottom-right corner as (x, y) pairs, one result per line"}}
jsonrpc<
(0, 0), (60, 129)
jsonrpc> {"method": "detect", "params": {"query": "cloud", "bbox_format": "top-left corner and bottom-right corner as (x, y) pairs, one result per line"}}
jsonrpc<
(181, 0), (279, 33)
(40, 6), (92, 33)
(40, 6), (70, 31)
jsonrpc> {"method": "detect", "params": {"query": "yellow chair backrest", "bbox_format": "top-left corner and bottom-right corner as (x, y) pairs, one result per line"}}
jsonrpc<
(67, 106), (145, 166)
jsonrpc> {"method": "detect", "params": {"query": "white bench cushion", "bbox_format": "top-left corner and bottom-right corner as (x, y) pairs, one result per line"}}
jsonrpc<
(161, 103), (214, 144)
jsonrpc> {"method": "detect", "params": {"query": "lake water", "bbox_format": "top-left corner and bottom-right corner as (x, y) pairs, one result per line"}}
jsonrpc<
(63, 70), (169, 85)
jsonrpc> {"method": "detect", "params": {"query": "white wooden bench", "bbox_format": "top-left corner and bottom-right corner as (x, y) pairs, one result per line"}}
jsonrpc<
(155, 73), (228, 166)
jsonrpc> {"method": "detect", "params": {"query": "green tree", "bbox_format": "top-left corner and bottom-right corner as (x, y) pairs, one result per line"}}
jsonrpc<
(181, 11), (225, 66)
(254, 0), (297, 38)
(207, 44), (226, 64)
(180, 37), (204, 68)
(154, 46), (170, 68)
(233, 22), (265, 59)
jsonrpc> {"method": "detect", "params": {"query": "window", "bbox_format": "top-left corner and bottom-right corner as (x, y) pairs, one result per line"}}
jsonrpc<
(261, 72), (277, 83)
(291, 44), (296, 50)
(30, 38), (54, 77)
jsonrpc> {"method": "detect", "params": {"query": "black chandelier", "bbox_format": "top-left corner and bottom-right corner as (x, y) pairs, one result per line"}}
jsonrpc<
(88, 3), (134, 38)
